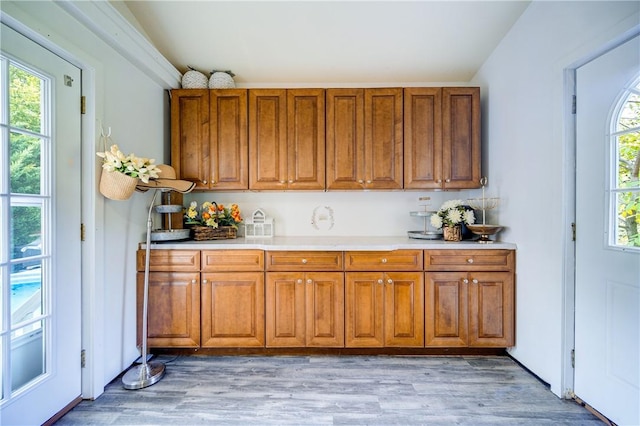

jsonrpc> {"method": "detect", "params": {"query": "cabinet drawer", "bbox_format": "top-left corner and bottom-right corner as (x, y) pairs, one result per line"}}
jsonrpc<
(202, 250), (264, 272)
(266, 251), (343, 271)
(345, 250), (423, 271)
(424, 250), (514, 271)
(136, 249), (200, 272)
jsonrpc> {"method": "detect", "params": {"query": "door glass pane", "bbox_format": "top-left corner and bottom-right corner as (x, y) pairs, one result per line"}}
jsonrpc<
(10, 132), (41, 194)
(611, 77), (640, 250)
(11, 261), (43, 320)
(9, 64), (42, 133)
(616, 191), (640, 247)
(617, 131), (640, 188)
(10, 204), (42, 263)
(10, 320), (44, 391)
(1, 50), (50, 402)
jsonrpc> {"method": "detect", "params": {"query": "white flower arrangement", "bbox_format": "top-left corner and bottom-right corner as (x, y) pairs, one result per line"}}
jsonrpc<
(430, 199), (475, 229)
(97, 144), (160, 183)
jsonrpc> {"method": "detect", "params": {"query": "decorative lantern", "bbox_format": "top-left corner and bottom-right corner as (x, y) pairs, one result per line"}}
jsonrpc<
(244, 208), (274, 238)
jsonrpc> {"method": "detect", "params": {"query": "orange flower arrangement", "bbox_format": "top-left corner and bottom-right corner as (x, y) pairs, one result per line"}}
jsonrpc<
(184, 201), (242, 229)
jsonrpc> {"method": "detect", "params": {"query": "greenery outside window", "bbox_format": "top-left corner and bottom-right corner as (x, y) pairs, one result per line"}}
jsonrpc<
(610, 76), (640, 249)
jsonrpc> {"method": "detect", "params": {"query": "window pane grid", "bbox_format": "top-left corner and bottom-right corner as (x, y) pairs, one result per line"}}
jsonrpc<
(610, 78), (640, 249)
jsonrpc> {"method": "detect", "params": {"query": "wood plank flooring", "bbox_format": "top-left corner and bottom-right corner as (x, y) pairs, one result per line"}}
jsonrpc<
(55, 355), (602, 425)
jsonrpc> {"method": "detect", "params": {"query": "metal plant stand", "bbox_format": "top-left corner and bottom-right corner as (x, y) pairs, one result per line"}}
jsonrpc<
(122, 189), (165, 389)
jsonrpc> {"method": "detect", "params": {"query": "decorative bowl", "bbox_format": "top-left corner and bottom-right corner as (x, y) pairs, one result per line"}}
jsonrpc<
(465, 224), (503, 243)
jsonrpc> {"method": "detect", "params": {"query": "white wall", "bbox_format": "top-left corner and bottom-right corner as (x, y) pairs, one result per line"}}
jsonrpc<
(0, 0), (179, 397)
(472, 1), (639, 396)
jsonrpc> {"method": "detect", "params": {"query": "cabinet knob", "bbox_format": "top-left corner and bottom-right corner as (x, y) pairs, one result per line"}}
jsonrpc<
(211, 180), (216, 185)
(296, 279), (303, 284)
(436, 179), (442, 184)
(306, 279), (313, 285)
(193, 279), (199, 284)
(467, 258), (474, 264)
(280, 180), (286, 184)
(202, 180), (208, 185)
(301, 258), (307, 264)
(472, 279), (478, 284)
(387, 279), (393, 285)
(381, 258), (387, 263)
(358, 179), (364, 184)
(377, 279), (384, 285)
(288, 180), (294, 183)
(463, 278), (469, 284)
(445, 178), (451, 183)
(366, 180), (372, 184)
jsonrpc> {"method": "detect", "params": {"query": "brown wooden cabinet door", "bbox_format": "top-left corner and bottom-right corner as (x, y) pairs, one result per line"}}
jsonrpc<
(287, 89), (325, 190)
(384, 272), (424, 347)
(210, 89), (248, 189)
(364, 88), (403, 189)
(265, 272), (306, 347)
(201, 272), (265, 347)
(249, 89), (288, 189)
(345, 272), (384, 347)
(442, 87), (481, 189)
(137, 272), (200, 348)
(468, 272), (514, 347)
(266, 272), (344, 347)
(305, 272), (344, 347)
(425, 272), (468, 347)
(326, 88), (365, 190)
(171, 89), (210, 189)
(404, 88), (442, 189)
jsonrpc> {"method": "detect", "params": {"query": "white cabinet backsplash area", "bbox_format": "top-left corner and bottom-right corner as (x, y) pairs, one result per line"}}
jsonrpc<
(182, 190), (503, 237)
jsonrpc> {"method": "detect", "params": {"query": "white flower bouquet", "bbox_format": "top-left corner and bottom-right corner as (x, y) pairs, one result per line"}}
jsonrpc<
(430, 199), (475, 229)
(96, 144), (160, 184)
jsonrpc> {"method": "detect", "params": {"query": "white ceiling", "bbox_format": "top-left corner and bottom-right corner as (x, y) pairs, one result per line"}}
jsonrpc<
(120, 1), (531, 85)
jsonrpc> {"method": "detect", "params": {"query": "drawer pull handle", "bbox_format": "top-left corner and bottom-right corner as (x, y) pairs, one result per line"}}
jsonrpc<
(381, 258), (387, 263)
(463, 279), (469, 284)
(301, 258), (308, 264)
(467, 258), (474, 264)
(472, 279), (478, 284)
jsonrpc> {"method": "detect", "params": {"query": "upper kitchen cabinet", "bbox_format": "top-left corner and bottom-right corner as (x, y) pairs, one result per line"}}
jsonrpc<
(326, 88), (403, 190)
(404, 87), (481, 190)
(171, 89), (248, 190)
(249, 89), (325, 190)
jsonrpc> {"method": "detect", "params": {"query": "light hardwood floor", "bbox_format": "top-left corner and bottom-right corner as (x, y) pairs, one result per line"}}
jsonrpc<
(55, 355), (602, 425)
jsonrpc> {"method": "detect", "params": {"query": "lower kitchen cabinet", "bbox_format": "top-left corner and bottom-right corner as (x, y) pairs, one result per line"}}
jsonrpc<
(137, 247), (514, 351)
(201, 272), (265, 347)
(136, 271), (201, 348)
(266, 271), (344, 347)
(345, 271), (424, 347)
(424, 250), (515, 348)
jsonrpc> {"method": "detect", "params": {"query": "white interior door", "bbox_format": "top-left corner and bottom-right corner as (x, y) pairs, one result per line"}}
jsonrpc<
(575, 35), (640, 426)
(0, 23), (82, 425)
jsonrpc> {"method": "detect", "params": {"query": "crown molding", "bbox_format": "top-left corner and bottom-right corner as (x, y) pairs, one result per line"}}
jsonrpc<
(55, 0), (181, 89)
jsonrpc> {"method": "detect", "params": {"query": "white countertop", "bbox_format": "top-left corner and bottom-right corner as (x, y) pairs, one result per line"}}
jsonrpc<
(145, 236), (516, 251)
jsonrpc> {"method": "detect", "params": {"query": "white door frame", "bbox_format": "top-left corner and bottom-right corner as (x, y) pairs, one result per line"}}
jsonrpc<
(0, 14), (103, 400)
(561, 26), (640, 399)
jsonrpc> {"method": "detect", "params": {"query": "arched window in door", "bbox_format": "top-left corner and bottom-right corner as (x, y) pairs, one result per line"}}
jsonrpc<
(611, 76), (640, 249)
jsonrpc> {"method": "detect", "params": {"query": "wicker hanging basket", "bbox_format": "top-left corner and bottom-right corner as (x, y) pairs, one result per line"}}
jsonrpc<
(99, 169), (138, 201)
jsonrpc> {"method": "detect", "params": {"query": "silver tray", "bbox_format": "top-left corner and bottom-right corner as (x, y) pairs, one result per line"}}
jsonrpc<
(150, 229), (190, 241)
(407, 230), (443, 240)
